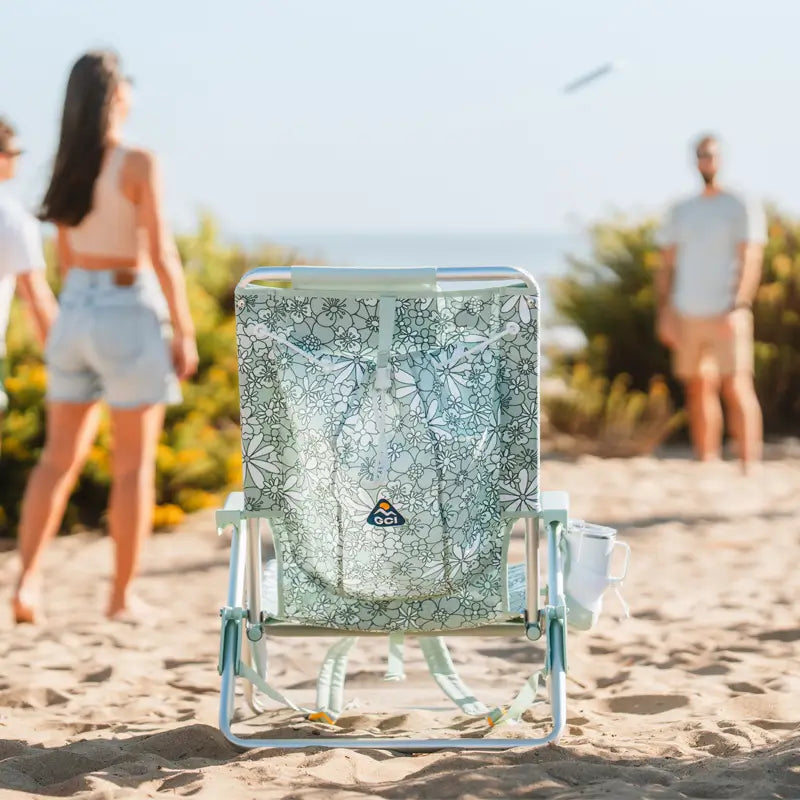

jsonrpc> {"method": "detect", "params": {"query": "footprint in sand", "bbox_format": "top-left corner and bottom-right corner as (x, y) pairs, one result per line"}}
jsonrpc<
(595, 671), (630, 688)
(162, 658), (210, 669)
(726, 681), (766, 695)
(756, 628), (800, 643)
(0, 687), (70, 709)
(158, 771), (205, 795)
(605, 694), (689, 714)
(689, 663), (730, 676)
(81, 666), (113, 683)
(692, 728), (746, 756)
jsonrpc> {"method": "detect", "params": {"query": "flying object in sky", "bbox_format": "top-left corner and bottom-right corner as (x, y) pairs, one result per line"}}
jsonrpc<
(562, 61), (624, 94)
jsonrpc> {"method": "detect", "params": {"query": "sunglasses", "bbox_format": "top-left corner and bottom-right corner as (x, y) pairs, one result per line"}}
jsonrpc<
(697, 151), (715, 160)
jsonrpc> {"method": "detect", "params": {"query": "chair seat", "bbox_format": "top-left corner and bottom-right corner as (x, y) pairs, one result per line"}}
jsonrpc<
(261, 560), (529, 621)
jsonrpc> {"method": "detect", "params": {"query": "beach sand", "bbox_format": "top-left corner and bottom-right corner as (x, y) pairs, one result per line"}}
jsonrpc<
(1, 454), (798, 799)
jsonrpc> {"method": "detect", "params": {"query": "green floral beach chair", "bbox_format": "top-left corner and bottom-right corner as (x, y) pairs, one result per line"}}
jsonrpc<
(216, 265), (574, 751)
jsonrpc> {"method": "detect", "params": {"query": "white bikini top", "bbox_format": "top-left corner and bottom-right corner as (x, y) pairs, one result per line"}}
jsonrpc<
(68, 147), (139, 259)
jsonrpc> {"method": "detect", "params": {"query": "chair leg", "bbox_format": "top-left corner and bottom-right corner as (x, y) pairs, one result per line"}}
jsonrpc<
(218, 508), (570, 750)
(219, 519), (247, 729)
(219, 619), (239, 733)
(547, 619), (567, 742)
(543, 515), (568, 743)
(244, 517), (268, 714)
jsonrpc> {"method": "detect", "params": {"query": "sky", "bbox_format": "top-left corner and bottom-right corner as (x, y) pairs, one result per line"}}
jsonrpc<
(2, 0), (800, 235)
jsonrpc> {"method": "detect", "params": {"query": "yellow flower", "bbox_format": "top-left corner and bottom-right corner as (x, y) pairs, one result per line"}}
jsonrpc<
(757, 282), (784, 306)
(27, 364), (47, 392)
(2, 438), (31, 460)
(176, 488), (219, 513)
(156, 444), (177, 474)
(175, 448), (207, 466)
(649, 377), (669, 399)
(226, 451), (243, 485)
(643, 250), (661, 271)
(207, 366), (227, 384)
(4, 376), (23, 395)
(772, 254), (791, 280)
(86, 444), (110, 475)
(153, 504), (185, 530)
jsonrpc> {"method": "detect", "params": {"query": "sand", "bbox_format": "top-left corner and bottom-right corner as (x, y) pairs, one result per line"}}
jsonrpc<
(1, 453), (798, 799)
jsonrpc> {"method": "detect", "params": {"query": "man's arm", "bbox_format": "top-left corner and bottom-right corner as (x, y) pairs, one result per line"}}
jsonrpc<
(732, 242), (764, 310)
(16, 271), (57, 346)
(655, 245), (678, 348)
(730, 198), (767, 312)
(655, 245), (676, 313)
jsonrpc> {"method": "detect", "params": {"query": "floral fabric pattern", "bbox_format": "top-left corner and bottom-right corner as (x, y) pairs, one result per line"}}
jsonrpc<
(235, 286), (539, 632)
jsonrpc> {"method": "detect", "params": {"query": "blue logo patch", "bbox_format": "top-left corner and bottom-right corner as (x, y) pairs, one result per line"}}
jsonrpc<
(367, 499), (405, 527)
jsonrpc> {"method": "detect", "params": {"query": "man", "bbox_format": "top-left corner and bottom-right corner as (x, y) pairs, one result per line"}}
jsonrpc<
(656, 134), (765, 470)
(0, 117), (57, 425)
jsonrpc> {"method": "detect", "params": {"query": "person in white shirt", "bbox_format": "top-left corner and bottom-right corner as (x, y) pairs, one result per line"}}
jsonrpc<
(656, 135), (764, 470)
(0, 117), (57, 425)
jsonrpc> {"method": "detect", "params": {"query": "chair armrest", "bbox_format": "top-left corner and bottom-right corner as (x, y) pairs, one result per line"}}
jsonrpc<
(216, 492), (246, 532)
(540, 491), (569, 528)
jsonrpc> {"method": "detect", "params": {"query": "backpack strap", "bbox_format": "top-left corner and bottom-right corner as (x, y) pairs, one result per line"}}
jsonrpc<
(418, 637), (490, 717)
(311, 636), (359, 724)
(486, 669), (545, 727)
(238, 661), (313, 716)
(239, 637), (359, 726)
(383, 632), (406, 681)
(418, 637), (545, 726)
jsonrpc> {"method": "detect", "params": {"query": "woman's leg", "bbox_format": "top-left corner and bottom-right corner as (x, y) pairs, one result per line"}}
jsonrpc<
(107, 403), (165, 616)
(15, 401), (102, 620)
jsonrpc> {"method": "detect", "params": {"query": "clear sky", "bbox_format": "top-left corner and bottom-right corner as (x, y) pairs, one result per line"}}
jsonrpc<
(2, 0), (800, 234)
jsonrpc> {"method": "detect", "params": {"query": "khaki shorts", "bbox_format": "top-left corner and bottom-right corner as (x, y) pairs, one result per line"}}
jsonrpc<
(673, 309), (753, 380)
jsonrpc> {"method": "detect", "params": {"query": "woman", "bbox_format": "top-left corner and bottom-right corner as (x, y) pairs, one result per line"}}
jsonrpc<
(13, 50), (198, 623)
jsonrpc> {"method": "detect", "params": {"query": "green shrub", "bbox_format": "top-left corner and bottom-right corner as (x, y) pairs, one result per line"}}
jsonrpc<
(543, 367), (684, 457)
(0, 215), (301, 535)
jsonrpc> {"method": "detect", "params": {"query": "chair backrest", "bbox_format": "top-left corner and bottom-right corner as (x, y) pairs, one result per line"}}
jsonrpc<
(235, 266), (540, 631)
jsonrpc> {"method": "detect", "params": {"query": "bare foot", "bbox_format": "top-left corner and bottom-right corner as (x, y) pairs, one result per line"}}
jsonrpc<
(12, 577), (43, 625)
(106, 594), (154, 625)
(739, 459), (762, 477)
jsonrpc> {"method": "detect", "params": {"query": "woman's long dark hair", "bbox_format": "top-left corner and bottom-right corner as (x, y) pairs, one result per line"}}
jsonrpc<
(39, 50), (122, 226)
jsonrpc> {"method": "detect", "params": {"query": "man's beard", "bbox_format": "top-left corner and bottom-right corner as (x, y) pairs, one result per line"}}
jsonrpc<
(701, 171), (716, 187)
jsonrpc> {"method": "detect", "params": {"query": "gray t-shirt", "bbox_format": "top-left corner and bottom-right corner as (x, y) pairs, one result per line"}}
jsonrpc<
(657, 191), (767, 316)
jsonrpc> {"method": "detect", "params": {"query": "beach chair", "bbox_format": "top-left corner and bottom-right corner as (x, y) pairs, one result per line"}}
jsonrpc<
(216, 264), (571, 751)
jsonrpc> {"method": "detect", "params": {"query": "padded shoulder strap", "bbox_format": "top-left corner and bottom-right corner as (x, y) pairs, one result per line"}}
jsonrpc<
(312, 637), (358, 723)
(419, 637), (489, 717)
(383, 632), (406, 681)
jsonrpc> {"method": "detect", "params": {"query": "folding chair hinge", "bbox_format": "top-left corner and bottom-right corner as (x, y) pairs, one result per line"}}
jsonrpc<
(246, 619), (265, 642)
(541, 600), (569, 674)
(218, 606), (246, 675)
(524, 609), (543, 641)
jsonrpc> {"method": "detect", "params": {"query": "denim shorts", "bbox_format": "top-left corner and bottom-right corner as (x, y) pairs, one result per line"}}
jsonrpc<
(46, 268), (182, 408)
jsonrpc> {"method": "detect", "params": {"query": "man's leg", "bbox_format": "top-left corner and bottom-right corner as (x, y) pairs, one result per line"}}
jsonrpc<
(717, 309), (762, 470)
(684, 374), (723, 461)
(673, 316), (723, 461)
(721, 373), (763, 469)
